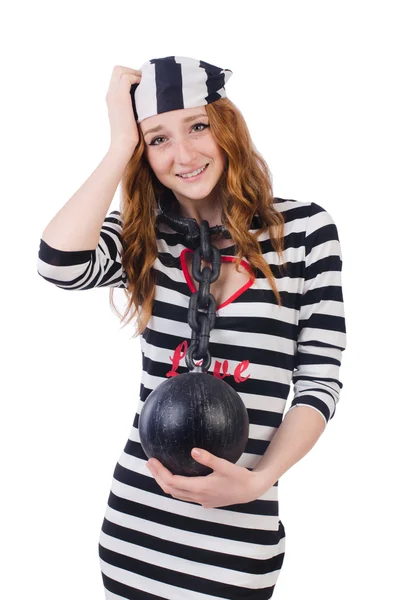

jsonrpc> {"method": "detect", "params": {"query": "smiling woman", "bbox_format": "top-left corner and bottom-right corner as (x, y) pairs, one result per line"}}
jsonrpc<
(140, 107), (227, 220)
(36, 55), (346, 600)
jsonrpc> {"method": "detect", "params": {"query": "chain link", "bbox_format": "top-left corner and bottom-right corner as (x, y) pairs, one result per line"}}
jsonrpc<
(185, 220), (229, 373)
(156, 194), (232, 374)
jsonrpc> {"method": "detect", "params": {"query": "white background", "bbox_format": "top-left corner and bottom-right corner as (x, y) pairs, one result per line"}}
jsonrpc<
(1, 1), (396, 598)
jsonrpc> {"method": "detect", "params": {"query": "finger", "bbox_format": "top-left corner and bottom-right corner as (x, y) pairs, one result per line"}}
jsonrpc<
(168, 488), (201, 504)
(167, 472), (205, 494)
(157, 478), (194, 502)
(110, 65), (142, 85)
(153, 461), (206, 490)
(149, 460), (206, 496)
(173, 496), (197, 504)
(149, 460), (189, 490)
(151, 473), (170, 496)
(148, 465), (203, 504)
(148, 464), (181, 497)
(113, 65), (142, 76)
(107, 65), (142, 98)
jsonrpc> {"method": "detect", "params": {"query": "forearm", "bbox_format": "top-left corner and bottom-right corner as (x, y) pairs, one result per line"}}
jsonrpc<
(41, 146), (133, 251)
(252, 405), (326, 494)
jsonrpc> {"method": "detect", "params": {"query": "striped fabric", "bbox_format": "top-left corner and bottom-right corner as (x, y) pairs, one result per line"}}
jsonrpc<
(36, 197), (346, 599)
(132, 56), (233, 123)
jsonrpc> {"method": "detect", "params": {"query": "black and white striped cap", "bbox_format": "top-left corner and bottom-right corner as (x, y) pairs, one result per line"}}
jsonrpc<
(130, 56), (233, 123)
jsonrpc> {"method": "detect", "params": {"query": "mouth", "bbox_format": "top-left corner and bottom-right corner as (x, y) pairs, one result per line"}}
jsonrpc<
(176, 163), (209, 181)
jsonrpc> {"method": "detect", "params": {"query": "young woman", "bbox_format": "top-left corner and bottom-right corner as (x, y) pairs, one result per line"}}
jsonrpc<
(37, 56), (347, 599)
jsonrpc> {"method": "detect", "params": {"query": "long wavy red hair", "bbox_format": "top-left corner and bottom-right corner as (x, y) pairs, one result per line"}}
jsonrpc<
(109, 97), (286, 337)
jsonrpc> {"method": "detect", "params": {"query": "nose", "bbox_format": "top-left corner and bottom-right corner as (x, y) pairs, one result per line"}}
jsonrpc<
(172, 136), (197, 165)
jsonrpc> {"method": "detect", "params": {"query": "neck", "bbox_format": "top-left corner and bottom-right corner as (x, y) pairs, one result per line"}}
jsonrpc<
(172, 196), (224, 227)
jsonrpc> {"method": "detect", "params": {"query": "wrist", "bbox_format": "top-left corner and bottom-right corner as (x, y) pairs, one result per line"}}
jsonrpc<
(108, 143), (135, 162)
(251, 468), (275, 497)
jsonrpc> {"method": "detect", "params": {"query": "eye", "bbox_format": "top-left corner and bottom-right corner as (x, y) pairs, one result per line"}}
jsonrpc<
(148, 123), (210, 146)
(149, 135), (166, 146)
(192, 123), (210, 132)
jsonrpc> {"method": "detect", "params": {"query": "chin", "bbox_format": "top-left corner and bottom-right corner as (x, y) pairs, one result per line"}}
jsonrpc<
(175, 186), (216, 202)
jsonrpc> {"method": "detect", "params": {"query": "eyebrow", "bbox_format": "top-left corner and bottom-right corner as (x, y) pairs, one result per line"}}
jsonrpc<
(142, 113), (208, 136)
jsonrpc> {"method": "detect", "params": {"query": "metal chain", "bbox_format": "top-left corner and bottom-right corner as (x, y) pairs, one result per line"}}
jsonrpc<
(155, 194), (232, 374)
(185, 220), (229, 373)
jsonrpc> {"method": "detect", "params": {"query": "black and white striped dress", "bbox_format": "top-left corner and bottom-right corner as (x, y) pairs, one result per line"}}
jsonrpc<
(37, 197), (346, 599)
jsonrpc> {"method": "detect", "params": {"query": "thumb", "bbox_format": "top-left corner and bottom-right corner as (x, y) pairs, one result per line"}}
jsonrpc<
(191, 448), (230, 472)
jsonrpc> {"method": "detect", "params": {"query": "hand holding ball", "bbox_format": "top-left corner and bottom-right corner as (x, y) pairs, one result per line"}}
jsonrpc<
(138, 372), (249, 477)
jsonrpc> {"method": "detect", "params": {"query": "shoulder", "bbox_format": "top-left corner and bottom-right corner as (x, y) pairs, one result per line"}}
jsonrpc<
(273, 197), (338, 232)
(106, 209), (123, 225)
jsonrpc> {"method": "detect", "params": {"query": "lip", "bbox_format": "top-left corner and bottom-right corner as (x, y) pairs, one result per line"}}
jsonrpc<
(176, 163), (209, 181)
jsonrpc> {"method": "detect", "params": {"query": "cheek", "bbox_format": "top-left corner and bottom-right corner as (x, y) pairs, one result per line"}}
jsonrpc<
(213, 147), (226, 170)
(208, 140), (226, 163)
(219, 151), (227, 168)
(146, 151), (168, 175)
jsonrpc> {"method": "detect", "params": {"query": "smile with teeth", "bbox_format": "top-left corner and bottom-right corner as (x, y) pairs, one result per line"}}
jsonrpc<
(177, 164), (209, 178)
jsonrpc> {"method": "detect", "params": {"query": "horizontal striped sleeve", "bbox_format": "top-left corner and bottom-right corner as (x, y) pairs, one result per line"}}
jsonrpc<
(288, 202), (347, 425)
(36, 210), (128, 290)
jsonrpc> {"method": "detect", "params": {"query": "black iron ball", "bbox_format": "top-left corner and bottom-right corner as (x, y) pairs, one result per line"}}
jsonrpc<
(138, 372), (249, 477)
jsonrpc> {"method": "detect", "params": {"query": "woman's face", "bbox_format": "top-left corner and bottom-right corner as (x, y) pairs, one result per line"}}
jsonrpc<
(140, 106), (227, 206)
